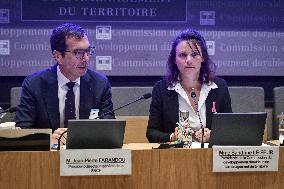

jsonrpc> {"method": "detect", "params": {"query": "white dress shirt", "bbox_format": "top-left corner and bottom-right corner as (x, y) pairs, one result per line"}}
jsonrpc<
(168, 81), (218, 131)
(57, 66), (80, 128)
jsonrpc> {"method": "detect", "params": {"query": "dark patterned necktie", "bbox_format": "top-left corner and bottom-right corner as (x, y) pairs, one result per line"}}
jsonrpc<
(64, 82), (76, 127)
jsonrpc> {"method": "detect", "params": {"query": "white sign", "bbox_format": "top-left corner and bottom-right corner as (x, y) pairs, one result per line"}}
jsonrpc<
(96, 25), (112, 40)
(89, 109), (99, 119)
(0, 40), (10, 55)
(213, 146), (279, 172)
(200, 11), (215, 26)
(206, 41), (215, 56)
(60, 149), (131, 176)
(0, 9), (9, 24)
(96, 56), (112, 70)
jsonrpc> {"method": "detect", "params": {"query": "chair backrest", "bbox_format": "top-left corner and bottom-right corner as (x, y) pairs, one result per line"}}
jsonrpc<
(1, 87), (22, 123)
(228, 87), (265, 113)
(10, 87), (22, 107)
(273, 87), (284, 138)
(111, 87), (153, 116)
(9, 86), (153, 116)
(228, 87), (271, 140)
(11, 86), (266, 114)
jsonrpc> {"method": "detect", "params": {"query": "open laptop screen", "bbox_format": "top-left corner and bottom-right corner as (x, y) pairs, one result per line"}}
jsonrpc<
(209, 112), (267, 147)
(66, 119), (126, 149)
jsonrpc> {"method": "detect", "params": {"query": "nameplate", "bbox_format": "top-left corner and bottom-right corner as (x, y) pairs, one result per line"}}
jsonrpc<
(60, 149), (131, 176)
(213, 146), (279, 172)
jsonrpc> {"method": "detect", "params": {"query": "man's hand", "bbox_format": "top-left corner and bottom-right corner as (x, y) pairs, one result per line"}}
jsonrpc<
(52, 128), (67, 145)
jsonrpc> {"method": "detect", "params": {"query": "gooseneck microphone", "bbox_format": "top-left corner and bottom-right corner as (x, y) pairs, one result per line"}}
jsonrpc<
(190, 90), (205, 148)
(0, 106), (18, 114)
(96, 93), (152, 119)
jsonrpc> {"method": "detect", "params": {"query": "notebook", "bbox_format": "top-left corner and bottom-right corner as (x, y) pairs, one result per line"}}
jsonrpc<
(66, 119), (126, 149)
(209, 112), (267, 147)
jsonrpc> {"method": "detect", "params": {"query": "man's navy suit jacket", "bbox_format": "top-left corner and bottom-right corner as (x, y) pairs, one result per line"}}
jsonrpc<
(15, 64), (114, 131)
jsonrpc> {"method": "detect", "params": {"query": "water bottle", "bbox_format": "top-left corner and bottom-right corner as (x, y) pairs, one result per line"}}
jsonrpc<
(178, 110), (192, 148)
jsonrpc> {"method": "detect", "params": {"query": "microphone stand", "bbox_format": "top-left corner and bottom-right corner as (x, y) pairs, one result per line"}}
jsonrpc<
(96, 93), (151, 119)
(57, 130), (68, 150)
(191, 90), (204, 148)
(0, 107), (18, 122)
(0, 107), (5, 120)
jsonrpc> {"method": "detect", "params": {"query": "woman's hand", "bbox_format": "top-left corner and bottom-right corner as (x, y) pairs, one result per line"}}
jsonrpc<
(170, 127), (179, 142)
(194, 128), (211, 142)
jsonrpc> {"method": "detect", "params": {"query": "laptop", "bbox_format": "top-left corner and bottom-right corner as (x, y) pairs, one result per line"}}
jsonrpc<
(66, 119), (126, 149)
(209, 112), (267, 147)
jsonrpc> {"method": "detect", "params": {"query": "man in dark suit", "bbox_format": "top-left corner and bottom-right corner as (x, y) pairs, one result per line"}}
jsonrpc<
(15, 23), (114, 141)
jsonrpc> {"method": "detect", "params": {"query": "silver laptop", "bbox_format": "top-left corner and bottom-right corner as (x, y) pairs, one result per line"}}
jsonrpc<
(209, 112), (267, 147)
(66, 119), (126, 149)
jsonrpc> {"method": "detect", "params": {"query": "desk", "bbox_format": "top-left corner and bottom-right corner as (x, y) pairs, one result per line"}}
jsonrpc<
(118, 116), (149, 143)
(1, 146), (284, 189)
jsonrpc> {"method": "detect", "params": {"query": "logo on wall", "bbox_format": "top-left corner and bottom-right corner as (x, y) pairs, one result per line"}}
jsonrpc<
(206, 41), (215, 56)
(0, 9), (9, 24)
(96, 56), (112, 70)
(96, 26), (112, 40)
(200, 11), (215, 26)
(0, 40), (10, 55)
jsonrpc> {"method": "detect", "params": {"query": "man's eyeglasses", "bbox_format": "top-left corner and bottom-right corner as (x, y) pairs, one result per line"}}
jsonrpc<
(61, 46), (95, 60)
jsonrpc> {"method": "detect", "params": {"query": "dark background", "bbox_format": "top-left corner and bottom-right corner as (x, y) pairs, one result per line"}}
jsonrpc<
(0, 0), (283, 109)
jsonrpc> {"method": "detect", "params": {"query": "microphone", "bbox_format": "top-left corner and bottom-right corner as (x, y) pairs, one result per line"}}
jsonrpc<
(96, 93), (152, 119)
(0, 106), (18, 114)
(190, 89), (205, 148)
